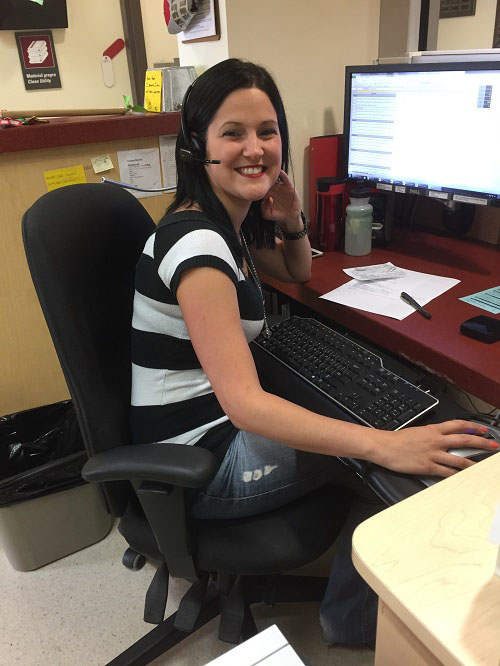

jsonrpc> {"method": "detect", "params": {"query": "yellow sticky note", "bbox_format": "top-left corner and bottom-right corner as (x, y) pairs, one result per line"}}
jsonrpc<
(44, 165), (87, 191)
(144, 70), (162, 113)
(91, 154), (114, 174)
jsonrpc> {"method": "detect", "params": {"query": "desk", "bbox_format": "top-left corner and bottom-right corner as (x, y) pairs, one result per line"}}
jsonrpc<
(263, 229), (500, 408)
(352, 452), (500, 666)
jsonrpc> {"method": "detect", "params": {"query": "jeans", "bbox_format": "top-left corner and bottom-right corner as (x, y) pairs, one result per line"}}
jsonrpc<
(191, 430), (383, 645)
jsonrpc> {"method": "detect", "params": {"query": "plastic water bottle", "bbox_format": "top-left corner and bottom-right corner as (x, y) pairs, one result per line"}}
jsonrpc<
(344, 183), (373, 256)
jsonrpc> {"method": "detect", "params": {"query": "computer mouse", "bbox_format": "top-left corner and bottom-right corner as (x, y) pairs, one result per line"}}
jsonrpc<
(418, 419), (499, 487)
(447, 422), (500, 460)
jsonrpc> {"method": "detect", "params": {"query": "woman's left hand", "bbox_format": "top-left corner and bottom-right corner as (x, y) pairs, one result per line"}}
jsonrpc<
(261, 169), (302, 229)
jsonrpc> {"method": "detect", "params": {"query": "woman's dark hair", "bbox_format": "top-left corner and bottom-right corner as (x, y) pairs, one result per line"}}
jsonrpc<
(166, 58), (291, 259)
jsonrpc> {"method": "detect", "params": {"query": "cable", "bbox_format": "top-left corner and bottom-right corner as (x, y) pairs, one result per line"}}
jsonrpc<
(100, 177), (176, 193)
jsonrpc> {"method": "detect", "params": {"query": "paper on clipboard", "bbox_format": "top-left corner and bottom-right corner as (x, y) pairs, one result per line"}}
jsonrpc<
(181, 0), (217, 41)
(320, 267), (460, 320)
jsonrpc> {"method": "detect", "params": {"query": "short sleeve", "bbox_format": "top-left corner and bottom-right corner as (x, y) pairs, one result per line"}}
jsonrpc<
(156, 228), (241, 298)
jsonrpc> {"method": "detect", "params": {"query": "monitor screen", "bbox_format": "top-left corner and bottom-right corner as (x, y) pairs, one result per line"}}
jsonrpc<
(343, 62), (500, 206)
(0, 0), (68, 31)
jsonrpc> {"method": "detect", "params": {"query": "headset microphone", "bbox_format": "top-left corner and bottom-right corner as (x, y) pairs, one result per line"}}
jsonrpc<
(179, 149), (221, 165)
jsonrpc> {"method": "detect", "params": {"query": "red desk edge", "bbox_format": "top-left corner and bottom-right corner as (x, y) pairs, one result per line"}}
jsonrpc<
(263, 229), (500, 407)
(0, 112), (181, 153)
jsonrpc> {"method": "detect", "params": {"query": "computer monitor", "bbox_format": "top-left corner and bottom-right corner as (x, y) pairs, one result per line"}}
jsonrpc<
(0, 0), (68, 31)
(343, 61), (500, 209)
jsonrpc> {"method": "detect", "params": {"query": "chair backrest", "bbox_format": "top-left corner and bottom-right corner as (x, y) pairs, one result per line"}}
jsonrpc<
(22, 183), (156, 515)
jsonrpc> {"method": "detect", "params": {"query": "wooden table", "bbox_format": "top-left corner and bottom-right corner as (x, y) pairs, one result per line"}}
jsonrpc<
(352, 452), (500, 666)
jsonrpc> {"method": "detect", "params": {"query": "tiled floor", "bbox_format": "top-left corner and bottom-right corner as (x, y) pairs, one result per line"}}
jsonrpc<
(0, 523), (375, 666)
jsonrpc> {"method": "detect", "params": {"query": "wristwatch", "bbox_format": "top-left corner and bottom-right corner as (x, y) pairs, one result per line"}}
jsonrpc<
(281, 215), (309, 240)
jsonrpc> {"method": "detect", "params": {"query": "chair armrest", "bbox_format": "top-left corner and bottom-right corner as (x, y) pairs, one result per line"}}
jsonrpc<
(82, 443), (219, 488)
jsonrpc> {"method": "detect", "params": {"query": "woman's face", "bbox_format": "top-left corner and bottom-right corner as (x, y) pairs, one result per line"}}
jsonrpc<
(204, 86), (282, 223)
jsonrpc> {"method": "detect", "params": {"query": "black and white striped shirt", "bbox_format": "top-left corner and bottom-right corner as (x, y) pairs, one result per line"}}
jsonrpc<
(130, 211), (264, 450)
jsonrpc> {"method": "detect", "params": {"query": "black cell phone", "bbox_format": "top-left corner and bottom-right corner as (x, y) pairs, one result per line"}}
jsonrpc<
(460, 315), (500, 343)
(311, 248), (323, 258)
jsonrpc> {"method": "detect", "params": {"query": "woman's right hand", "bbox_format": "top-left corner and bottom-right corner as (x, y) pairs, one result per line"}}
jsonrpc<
(372, 419), (498, 478)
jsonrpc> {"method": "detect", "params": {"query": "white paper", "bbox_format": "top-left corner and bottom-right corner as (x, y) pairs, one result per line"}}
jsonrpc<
(321, 267), (460, 320)
(343, 262), (406, 281)
(159, 135), (177, 189)
(204, 625), (304, 665)
(181, 0), (216, 41)
(116, 148), (163, 199)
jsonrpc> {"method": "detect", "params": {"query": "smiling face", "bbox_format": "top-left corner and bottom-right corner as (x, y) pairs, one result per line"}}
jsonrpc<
(204, 86), (282, 226)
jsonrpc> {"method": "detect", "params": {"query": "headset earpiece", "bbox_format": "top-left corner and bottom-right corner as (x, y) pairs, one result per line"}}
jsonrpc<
(179, 82), (221, 165)
(190, 133), (202, 156)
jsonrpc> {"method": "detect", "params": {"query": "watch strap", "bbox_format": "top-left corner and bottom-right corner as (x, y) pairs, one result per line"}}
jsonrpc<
(282, 216), (309, 240)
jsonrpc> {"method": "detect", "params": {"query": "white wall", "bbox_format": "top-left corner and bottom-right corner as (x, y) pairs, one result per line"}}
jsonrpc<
(437, 0), (496, 50)
(1, 0), (132, 112)
(227, 0), (380, 212)
(141, 0), (179, 67)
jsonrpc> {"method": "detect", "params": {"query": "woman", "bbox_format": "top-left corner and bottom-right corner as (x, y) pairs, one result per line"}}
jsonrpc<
(130, 58), (493, 646)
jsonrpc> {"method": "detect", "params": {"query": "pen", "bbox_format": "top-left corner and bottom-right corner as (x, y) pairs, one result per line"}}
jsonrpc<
(400, 292), (432, 319)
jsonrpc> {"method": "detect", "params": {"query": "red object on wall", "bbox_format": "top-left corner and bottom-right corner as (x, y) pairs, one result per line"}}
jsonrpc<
(103, 38), (125, 60)
(308, 134), (343, 247)
(164, 0), (171, 25)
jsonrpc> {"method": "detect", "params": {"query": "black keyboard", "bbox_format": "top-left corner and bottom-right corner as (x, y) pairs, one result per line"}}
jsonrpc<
(254, 316), (439, 430)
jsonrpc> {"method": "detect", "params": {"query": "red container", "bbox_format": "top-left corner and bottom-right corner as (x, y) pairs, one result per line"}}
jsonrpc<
(316, 177), (345, 251)
(308, 135), (343, 247)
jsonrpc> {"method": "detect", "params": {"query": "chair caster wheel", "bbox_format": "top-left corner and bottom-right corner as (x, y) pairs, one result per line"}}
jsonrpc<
(122, 547), (146, 570)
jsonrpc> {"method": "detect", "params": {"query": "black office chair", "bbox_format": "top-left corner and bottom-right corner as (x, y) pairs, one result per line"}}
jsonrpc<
(22, 183), (351, 665)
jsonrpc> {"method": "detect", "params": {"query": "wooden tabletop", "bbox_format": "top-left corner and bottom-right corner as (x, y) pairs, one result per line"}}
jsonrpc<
(352, 452), (500, 665)
(263, 229), (500, 406)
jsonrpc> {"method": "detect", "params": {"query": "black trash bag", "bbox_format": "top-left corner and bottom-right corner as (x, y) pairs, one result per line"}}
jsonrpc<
(0, 401), (87, 507)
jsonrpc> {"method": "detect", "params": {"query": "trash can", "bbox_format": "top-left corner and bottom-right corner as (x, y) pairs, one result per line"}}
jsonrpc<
(0, 400), (113, 571)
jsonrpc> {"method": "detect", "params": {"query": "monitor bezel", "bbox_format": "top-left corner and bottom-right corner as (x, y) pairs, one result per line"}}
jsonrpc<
(342, 60), (500, 207)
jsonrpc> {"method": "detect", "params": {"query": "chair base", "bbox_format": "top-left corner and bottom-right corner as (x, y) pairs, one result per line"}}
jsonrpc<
(106, 573), (328, 666)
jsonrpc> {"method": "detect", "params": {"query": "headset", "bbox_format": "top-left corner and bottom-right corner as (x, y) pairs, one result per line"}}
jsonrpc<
(179, 81), (221, 165)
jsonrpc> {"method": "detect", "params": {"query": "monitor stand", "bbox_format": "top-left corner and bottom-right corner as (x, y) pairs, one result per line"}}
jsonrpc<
(442, 200), (475, 236)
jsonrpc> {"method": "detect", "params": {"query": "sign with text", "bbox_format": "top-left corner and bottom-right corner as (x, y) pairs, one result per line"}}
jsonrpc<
(144, 70), (162, 112)
(43, 165), (87, 191)
(15, 30), (61, 91)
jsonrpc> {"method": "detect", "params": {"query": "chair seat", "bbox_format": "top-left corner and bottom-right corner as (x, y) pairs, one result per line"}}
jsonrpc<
(120, 484), (349, 576)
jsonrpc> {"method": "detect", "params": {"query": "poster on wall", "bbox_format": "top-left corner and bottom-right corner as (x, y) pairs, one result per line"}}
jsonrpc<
(15, 30), (61, 91)
(181, 0), (220, 43)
